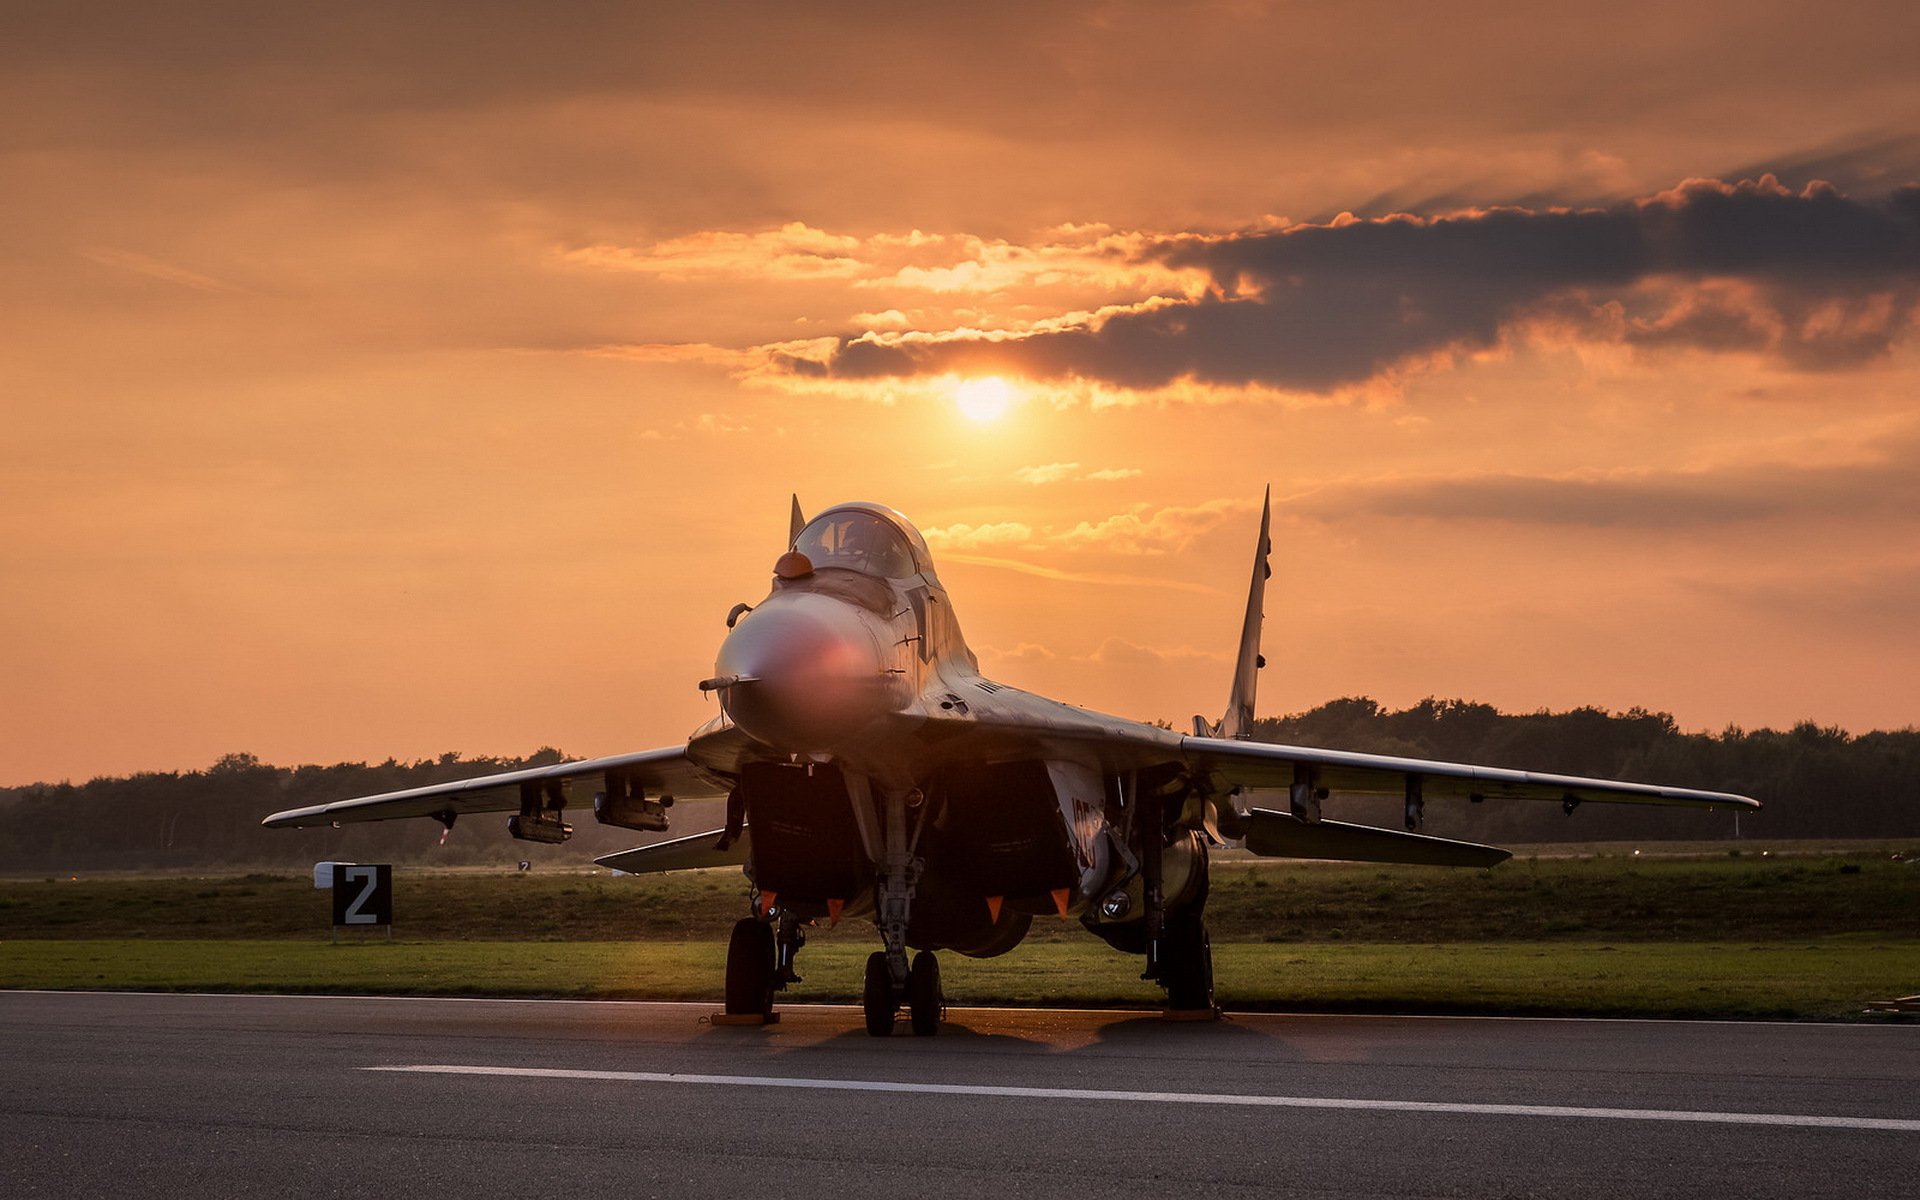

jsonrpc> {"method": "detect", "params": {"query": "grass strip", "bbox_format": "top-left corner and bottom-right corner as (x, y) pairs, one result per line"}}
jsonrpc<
(4, 939), (1914, 1022)
(8, 848), (1918, 943)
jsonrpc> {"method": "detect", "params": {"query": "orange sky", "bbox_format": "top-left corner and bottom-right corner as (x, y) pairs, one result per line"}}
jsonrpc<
(4, 2), (1920, 784)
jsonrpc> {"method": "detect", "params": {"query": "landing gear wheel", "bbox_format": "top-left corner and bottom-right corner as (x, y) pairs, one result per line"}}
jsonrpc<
(724, 917), (775, 1017)
(1161, 917), (1215, 1014)
(907, 951), (943, 1036)
(862, 951), (897, 1037)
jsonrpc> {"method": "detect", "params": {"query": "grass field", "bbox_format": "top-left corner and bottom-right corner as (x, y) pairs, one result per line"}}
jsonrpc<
(4, 842), (1915, 942)
(3, 939), (1912, 1021)
(3, 842), (1915, 1020)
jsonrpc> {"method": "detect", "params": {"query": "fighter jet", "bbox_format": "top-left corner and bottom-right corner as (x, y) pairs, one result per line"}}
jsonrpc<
(263, 495), (1758, 1035)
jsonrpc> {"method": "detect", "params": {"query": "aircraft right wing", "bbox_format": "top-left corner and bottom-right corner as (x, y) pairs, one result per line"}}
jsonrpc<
(1176, 735), (1755, 867)
(1182, 735), (1759, 810)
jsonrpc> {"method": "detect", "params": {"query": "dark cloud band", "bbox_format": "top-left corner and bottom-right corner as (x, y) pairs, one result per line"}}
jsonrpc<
(1285, 430), (1920, 529)
(796, 177), (1920, 392)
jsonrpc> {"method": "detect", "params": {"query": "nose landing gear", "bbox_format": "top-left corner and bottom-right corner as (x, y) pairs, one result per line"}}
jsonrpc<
(860, 784), (944, 1036)
(907, 950), (943, 1035)
(861, 951), (895, 1036)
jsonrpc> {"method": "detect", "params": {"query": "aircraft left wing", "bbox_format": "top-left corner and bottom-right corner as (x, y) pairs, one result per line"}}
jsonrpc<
(1182, 735), (1759, 810)
(259, 745), (729, 829)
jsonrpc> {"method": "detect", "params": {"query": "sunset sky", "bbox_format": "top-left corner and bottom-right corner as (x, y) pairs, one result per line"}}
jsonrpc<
(5, 2), (1920, 784)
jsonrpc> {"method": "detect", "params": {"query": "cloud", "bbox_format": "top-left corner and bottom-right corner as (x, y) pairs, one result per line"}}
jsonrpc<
(787, 177), (1920, 394)
(935, 553), (1218, 594)
(976, 642), (1057, 663)
(77, 246), (246, 294)
(922, 521), (1035, 549)
(926, 500), (1250, 594)
(975, 638), (1224, 667)
(1055, 498), (1251, 553)
(1084, 638), (1225, 666)
(581, 342), (758, 367)
(562, 223), (872, 281)
(868, 228), (1186, 296)
(626, 413), (755, 441)
(692, 413), (751, 435)
(1014, 463), (1080, 485)
(1692, 560), (1920, 635)
(1723, 133), (1920, 200)
(1012, 462), (1143, 485)
(564, 222), (1187, 300)
(1286, 430), (1920, 528)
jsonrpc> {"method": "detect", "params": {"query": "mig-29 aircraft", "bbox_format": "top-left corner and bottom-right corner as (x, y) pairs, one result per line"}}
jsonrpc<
(264, 494), (1758, 1035)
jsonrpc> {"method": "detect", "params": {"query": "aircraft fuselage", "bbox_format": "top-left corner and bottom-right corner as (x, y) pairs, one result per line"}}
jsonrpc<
(688, 503), (1200, 959)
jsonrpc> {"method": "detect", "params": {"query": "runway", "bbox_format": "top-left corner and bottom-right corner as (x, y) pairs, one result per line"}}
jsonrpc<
(4, 992), (1916, 1198)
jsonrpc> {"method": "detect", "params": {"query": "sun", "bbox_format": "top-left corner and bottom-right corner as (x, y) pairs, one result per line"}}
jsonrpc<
(953, 376), (1015, 422)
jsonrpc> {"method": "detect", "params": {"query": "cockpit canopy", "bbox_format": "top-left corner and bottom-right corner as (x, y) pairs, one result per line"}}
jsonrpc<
(793, 505), (926, 579)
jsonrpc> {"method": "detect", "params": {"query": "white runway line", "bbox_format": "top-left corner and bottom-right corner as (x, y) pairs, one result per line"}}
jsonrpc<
(365, 1064), (1920, 1132)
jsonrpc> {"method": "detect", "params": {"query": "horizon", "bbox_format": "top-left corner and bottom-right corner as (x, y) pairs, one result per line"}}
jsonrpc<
(4, 3), (1919, 783)
(5, 691), (1910, 792)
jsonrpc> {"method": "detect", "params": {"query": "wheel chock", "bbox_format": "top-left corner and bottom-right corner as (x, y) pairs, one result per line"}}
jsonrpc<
(1866, 995), (1920, 1013)
(1160, 1006), (1222, 1023)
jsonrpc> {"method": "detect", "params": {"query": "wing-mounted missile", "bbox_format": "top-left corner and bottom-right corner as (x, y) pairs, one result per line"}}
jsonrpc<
(593, 769), (672, 832)
(507, 779), (572, 844)
(1243, 808), (1510, 868)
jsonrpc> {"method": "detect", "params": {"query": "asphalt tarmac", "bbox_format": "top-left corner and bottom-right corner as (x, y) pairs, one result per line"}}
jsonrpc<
(3, 990), (1916, 1199)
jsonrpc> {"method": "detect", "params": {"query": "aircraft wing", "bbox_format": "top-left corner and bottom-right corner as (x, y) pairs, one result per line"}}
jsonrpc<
(1182, 735), (1759, 810)
(259, 745), (728, 829)
(595, 826), (752, 875)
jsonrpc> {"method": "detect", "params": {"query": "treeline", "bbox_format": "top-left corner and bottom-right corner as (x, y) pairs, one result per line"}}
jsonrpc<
(1, 699), (1914, 873)
(1252, 698), (1918, 842)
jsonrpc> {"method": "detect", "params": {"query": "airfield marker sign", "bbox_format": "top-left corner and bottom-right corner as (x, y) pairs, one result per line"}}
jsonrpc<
(328, 863), (393, 940)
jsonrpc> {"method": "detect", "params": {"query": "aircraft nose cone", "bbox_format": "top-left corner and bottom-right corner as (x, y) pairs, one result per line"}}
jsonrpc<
(714, 594), (889, 750)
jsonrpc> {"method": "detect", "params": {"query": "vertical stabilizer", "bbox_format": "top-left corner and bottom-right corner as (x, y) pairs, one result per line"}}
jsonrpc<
(1211, 487), (1270, 739)
(789, 494), (807, 546)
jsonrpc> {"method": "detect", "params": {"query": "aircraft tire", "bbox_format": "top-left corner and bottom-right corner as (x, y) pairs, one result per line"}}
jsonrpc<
(862, 950), (897, 1037)
(724, 917), (775, 1016)
(907, 950), (943, 1036)
(1161, 916), (1215, 1013)
(1157, 840), (1214, 1011)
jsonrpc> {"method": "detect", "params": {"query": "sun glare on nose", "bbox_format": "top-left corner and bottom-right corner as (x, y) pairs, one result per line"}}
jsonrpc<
(953, 376), (1014, 422)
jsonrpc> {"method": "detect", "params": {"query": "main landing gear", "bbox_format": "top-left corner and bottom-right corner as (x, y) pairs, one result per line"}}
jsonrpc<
(724, 917), (774, 1019)
(1157, 908), (1215, 1016)
(864, 948), (943, 1037)
(1142, 823), (1217, 1018)
(722, 907), (807, 1024)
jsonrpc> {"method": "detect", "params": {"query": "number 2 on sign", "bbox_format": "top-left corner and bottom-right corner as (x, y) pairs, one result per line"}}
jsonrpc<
(342, 865), (380, 924)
